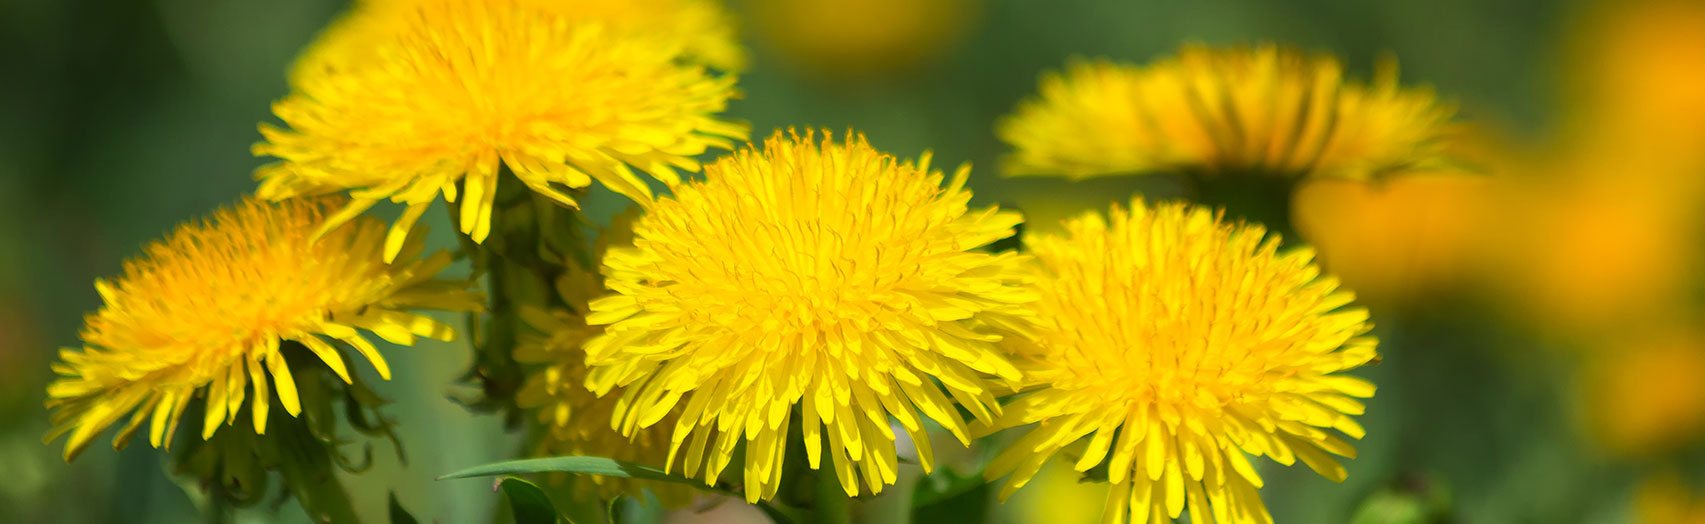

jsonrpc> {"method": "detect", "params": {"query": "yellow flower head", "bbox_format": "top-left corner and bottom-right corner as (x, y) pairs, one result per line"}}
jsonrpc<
(988, 199), (1378, 524)
(515, 218), (693, 505)
(583, 130), (1035, 502)
(999, 44), (1456, 180)
(45, 197), (480, 461)
(256, 0), (748, 259)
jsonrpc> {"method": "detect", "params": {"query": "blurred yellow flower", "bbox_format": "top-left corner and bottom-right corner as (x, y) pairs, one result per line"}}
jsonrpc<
(748, 0), (979, 80)
(1292, 173), (1489, 305)
(300, 0), (746, 76)
(1635, 473), (1705, 524)
(999, 44), (1456, 181)
(45, 197), (479, 461)
(583, 130), (1035, 502)
(1580, 328), (1705, 457)
(256, 0), (747, 258)
(1493, 177), (1699, 335)
(988, 199), (1378, 524)
(1566, 0), (1705, 155)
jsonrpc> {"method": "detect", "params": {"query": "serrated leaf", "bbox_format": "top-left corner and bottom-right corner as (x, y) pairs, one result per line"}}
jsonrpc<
(500, 477), (561, 524)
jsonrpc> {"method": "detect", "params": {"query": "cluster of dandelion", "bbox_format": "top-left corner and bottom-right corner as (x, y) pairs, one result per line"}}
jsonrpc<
(42, 0), (1454, 522)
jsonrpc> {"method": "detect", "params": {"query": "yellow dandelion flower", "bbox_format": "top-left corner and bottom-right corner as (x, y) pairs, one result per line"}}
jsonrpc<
(999, 44), (1455, 180)
(987, 199), (1378, 524)
(583, 130), (1035, 503)
(255, 0), (748, 260)
(45, 197), (480, 461)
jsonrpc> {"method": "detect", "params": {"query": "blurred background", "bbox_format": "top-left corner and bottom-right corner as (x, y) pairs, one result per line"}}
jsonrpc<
(4, 0), (1705, 522)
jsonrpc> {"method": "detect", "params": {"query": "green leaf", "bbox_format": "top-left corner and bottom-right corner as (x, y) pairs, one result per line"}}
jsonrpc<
(500, 477), (561, 524)
(440, 456), (684, 483)
(389, 493), (420, 524)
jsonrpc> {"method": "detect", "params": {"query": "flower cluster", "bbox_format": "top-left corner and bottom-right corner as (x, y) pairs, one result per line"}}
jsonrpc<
(43, 2), (1410, 522)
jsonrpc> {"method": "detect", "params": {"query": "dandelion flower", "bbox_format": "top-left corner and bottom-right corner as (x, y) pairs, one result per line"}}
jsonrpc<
(256, 0), (748, 260)
(999, 43), (1455, 180)
(988, 199), (1378, 524)
(583, 130), (1035, 502)
(45, 197), (480, 461)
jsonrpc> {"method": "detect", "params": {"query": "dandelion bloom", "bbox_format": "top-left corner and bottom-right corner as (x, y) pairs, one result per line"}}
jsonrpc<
(583, 130), (1035, 502)
(999, 44), (1455, 180)
(256, 0), (747, 260)
(46, 197), (480, 460)
(988, 199), (1378, 524)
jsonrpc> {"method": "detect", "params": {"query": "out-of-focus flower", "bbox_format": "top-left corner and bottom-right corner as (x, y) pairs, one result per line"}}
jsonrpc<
(1491, 175), (1700, 336)
(583, 130), (1034, 502)
(988, 199), (1377, 524)
(256, 0), (747, 258)
(999, 44), (1457, 181)
(1635, 473), (1705, 524)
(1292, 173), (1490, 305)
(747, 0), (979, 80)
(1565, 0), (1705, 161)
(45, 197), (479, 461)
(1580, 327), (1705, 457)
(514, 216), (693, 505)
(299, 0), (746, 77)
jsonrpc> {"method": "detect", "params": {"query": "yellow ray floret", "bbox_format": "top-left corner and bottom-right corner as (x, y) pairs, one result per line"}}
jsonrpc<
(987, 199), (1378, 524)
(583, 129), (1036, 503)
(44, 197), (481, 461)
(999, 43), (1455, 180)
(255, 0), (748, 258)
